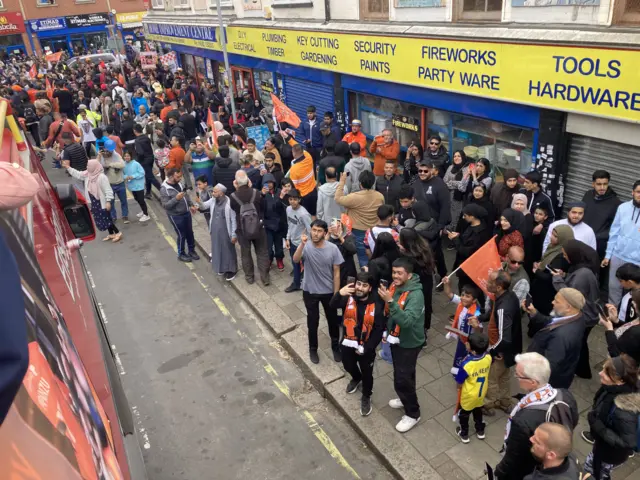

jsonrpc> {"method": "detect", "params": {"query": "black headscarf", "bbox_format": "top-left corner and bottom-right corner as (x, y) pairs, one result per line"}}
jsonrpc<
(500, 208), (525, 235)
(563, 239), (600, 275)
(468, 184), (495, 224)
(462, 203), (488, 220)
(412, 201), (432, 222)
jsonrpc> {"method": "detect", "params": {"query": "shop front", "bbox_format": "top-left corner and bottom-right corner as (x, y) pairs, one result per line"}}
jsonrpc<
(29, 13), (110, 55)
(115, 12), (147, 47)
(0, 13), (28, 56)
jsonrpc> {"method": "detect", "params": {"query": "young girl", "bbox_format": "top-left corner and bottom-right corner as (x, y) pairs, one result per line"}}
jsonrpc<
(64, 159), (122, 242)
(123, 151), (150, 223)
(154, 138), (170, 182)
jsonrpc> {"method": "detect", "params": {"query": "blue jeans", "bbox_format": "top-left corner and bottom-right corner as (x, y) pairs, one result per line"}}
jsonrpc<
(351, 228), (368, 268)
(289, 242), (301, 288)
(380, 341), (393, 364)
(109, 182), (129, 220)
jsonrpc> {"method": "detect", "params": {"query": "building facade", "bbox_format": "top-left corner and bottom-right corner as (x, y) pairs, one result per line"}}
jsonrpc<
(143, 0), (640, 212)
(0, 0), (147, 55)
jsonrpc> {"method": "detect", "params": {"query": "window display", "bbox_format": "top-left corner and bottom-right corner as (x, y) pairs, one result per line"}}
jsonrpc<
(428, 109), (534, 179)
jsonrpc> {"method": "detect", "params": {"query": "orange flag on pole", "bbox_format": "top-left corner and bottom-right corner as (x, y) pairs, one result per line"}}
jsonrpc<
(45, 51), (63, 63)
(28, 64), (36, 79)
(45, 78), (53, 100)
(270, 93), (300, 129)
(207, 109), (218, 146)
(459, 235), (502, 298)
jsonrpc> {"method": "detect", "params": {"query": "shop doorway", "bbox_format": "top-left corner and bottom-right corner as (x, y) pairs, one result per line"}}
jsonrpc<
(70, 35), (86, 55)
(40, 37), (69, 54)
(231, 67), (255, 102)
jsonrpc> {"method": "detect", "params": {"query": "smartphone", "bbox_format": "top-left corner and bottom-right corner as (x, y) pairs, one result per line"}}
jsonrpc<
(346, 276), (356, 286)
(525, 293), (533, 308)
(346, 171), (350, 177)
(595, 303), (608, 319)
(380, 279), (389, 289)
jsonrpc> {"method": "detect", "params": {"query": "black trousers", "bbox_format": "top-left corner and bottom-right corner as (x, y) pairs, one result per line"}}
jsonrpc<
(303, 291), (339, 351)
(342, 347), (375, 397)
(266, 228), (285, 261)
(422, 273), (433, 331)
(433, 241), (447, 279)
(391, 344), (421, 419)
(131, 190), (148, 216)
(143, 164), (161, 195)
(458, 406), (484, 436)
(576, 325), (594, 379)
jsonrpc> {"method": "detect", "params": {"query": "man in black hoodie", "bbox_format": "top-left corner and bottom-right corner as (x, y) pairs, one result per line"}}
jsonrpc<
(261, 172), (287, 272)
(178, 106), (198, 144)
(375, 159), (405, 210)
(413, 161), (451, 282)
(133, 124), (161, 196)
(211, 146), (240, 194)
(424, 135), (449, 177)
(581, 169), (621, 260)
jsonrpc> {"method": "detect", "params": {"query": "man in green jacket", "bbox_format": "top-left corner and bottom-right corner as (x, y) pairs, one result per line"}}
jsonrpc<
(378, 257), (425, 433)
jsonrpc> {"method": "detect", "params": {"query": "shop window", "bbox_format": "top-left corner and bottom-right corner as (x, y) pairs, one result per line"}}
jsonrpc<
(175, 0), (190, 6)
(151, 0), (165, 8)
(457, 0), (502, 21)
(209, 0), (234, 6)
(36, 0), (56, 5)
(614, 0), (640, 24)
(253, 70), (276, 113)
(360, 0), (389, 20)
(428, 108), (534, 180)
(351, 93), (422, 150)
(0, 1), (4, 7)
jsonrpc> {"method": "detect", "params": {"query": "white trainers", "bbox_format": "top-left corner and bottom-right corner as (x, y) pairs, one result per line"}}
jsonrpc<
(139, 215), (151, 223)
(395, 415), (420, 433)
(388, 398), (404, 409)
(136, 212), (144, 218)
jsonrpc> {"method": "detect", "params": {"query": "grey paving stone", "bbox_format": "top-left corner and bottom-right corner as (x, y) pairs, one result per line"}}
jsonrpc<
(371, 375), (396, 410)
(445, 439), (502, 480)
(279, 303), (304, 322)
(272, 290), (303, 307)
(425, 374), (459, 408)
(435, 457), (473, 480)
(250, 299), (297, 337)
(415, 387), (448, 420)
(405, 418), (459, 460)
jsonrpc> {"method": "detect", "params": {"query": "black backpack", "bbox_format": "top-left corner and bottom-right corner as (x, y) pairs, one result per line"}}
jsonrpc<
(527, 390), (578, 432)
(231, 190), (262, 240)
(23, 104), (37, 124)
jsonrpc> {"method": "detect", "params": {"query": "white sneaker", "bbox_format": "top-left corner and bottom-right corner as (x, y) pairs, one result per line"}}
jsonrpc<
(139, 215), (151, 223)
(136, 212), (144, 218)
(395, 415), (420, 433)
(388, 398), (404, 409)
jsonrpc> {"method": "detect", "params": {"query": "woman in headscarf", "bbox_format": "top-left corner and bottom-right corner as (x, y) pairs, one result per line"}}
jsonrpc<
(511, 192), (534, 272)
(443, 150), (470, 234)
(457, 184), (495, 234)
(496, 208), (525, 258)
(529, 224), (574, 330)
(461, 157), (493, 193)
(490, 169), (520, 214)
(449, 203), (493, 293)
(63, 159), (122, 242)
(551, 239), (601, 379)
(213, 120), (230, 140)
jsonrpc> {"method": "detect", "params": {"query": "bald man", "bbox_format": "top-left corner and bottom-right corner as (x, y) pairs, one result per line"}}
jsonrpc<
(504, 245), (530, 303)
(526, 423), (579, 479)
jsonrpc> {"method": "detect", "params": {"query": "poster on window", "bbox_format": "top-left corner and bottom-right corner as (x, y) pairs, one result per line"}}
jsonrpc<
(392, 114), (420, 132)
(396, 0), (444, 6)
(243, 0), (263, 10)
(512, 0), (598, 5)
(140, 51), (157, 70)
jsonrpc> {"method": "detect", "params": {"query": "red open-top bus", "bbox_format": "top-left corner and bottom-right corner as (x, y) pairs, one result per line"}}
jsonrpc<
(0, 101), (146, 479)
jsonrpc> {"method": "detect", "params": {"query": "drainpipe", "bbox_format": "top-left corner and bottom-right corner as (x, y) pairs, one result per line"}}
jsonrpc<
(324, 0), (331, 22)
(17, 0), (36, 55)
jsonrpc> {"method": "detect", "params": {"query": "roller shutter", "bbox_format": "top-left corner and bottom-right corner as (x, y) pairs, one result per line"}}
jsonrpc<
(564, 134), (637, 209)
(283, 76), (334, 133)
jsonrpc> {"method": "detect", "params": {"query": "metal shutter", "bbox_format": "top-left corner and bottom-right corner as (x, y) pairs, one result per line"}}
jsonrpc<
(564, 134), (638, 208)
(283, 76), (334, 134)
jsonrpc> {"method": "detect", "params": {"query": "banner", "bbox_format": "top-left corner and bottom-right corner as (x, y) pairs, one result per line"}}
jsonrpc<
(66, 13), (110, 28)
(45, 51), (63, 63)
(145, 24), (640, 123)
(459, 236), (502, 297)
(0, 13), (26, 35)
(29, 17), (66, 32)
(270, 93), (301, 129)
(140, 51), (157, 70)
(246, 125), (271, 150)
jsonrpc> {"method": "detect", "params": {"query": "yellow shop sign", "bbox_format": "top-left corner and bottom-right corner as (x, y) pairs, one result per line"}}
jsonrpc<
(146, 24), (640, 123)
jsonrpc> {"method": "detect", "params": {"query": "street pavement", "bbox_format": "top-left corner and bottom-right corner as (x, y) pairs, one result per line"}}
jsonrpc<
(46, 163), (393, 480)
(47, 159), (640, 480)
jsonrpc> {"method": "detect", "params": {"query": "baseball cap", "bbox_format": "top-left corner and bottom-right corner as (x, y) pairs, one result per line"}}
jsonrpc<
(351, 119), (362, 126)
(103, 139), (116, 152)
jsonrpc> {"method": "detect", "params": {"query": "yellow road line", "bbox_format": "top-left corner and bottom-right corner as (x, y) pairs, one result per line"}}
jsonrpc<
(148, 204), (360, 479)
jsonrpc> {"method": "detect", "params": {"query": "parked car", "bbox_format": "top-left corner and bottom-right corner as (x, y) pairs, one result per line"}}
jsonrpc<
(67, 53), (126, 68)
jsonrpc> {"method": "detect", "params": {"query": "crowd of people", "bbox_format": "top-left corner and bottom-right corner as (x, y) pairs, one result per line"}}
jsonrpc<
(3, 49), (640, 480)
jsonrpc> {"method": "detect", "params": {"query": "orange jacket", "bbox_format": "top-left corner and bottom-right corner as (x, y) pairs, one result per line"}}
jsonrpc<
(160, 105), (173, 123)
(167, 146), (186, 172)
(369, 137), (400, 176)
(342, 131), (367, 157)
(287, 137), (316, 197)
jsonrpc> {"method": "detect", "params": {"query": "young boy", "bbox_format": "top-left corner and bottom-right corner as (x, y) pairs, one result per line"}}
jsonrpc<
(531, 206), (550, 264)
(284, 188), (312, 293)
(454, 332), (491, 444)
(195, 174), (214, 225)
(123, 151), (150, 222)
(442, 275), (482, 375)
(614, 263), (640, 324)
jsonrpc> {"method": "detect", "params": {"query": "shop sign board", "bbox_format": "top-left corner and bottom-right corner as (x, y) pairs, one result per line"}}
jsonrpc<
(260, 81), (274, 93)
(0, 13), (26, 35)
(243, 0), (263, 10)
(144, 24), (640, 123)
(392, 114), (419, 132)
(29, 17), (66, 32)
(66, 13), (110, 28)
(246, 125), (271, 150)
(115, 12), (147, 25)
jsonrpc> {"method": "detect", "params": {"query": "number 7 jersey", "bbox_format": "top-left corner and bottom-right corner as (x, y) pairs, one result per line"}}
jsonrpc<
(455, 353), (492, 411)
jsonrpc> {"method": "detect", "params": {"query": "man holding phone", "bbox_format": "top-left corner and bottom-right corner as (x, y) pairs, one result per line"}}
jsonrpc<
(330, 272), (386, 416)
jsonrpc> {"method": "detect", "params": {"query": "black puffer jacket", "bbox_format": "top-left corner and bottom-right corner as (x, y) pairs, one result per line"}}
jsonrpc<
(522, 455), (580, 480)
(375, 174), (405, 210)
(496, 389), (579, 480)
(588, 387), (639, 465)
(211, 157), (239, 195)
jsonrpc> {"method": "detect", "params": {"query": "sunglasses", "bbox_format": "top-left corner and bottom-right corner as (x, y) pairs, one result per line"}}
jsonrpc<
(418, 169), (430, 174)
(509, 259), (525, 265)
(430, 141), (440, 145)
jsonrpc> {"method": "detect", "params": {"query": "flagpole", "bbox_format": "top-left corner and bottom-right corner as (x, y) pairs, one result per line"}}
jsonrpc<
(216, 1), (237, 124)
(435, 267), (462, 289)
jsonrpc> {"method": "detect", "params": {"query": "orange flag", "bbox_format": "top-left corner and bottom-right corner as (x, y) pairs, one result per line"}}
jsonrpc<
(207, 109), (218, 146)
(459, 235), (502, 298)
(45, 78), (53, 100)
(28, 64), (36, 79)
(270, 93), (300, 129)
(45, 51), (62, 63)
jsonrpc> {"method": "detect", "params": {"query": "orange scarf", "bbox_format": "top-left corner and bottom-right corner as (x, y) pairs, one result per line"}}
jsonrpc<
(342, 297), (376, 349)
(385, 284), (409, 344)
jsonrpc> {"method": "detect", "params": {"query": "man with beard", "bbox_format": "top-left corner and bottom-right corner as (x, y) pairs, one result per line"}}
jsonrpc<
(522, 170), (555, 225)
(542, 202), (597, 255)
(525, 423), (579, 480)
(293, 220), (344, 364)
(424, 135), (449, 177)
(330, 272), (386, 416)
(581, 170), (621, 261)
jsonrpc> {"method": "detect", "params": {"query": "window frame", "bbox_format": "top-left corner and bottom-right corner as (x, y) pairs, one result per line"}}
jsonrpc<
(359, 0), (389, 20)
(175, 0), (191, 7)
(613, 0), (640, 25)
(209, 0), (234, 8)
(151, 0), (165, 9)
(36, 0), (57, 6)
(456, 0), (502, 21)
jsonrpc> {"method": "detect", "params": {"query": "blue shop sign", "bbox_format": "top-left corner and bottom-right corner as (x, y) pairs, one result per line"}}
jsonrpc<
(30, 17), (67, 32)
(146, 22), (217, 42)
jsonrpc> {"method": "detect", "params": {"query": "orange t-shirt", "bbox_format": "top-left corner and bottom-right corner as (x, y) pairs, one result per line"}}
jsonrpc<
(369, 137), (400, 176)
(167, 146), (186, 171)
(342, 131), (367, 157)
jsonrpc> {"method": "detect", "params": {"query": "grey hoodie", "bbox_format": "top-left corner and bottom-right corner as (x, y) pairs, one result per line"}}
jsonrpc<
(286, 205), (312, 245)
(160, 180), (194, 216)
(317, 181), (344, 222)
(344, 156), (372, 194)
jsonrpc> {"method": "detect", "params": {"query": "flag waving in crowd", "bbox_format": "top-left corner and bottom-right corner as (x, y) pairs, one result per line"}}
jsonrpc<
(270, 93), (300, 129)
